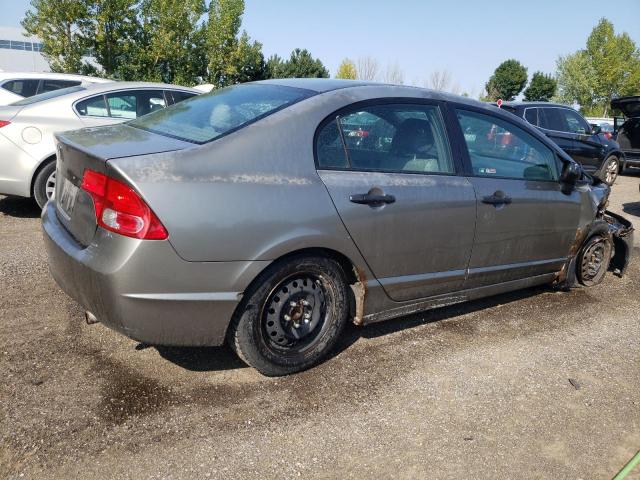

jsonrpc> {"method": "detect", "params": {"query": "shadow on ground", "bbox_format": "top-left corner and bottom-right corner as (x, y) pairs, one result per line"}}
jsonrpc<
(0, 196), (40, 218)
(623, 202), (640, 217)
(155, 284), (550, 373)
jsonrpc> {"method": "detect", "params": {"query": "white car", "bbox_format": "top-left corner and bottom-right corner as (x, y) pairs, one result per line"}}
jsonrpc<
(0, 82), (199, 207)
(0, 72), (112, 106)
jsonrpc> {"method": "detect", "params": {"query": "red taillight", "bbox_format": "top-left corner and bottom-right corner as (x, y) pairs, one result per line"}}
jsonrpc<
(0, 120), (10, 128)
(80, 169), (168, 240)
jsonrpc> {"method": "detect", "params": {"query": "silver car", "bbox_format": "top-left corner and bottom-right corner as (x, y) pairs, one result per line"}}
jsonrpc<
(0, 82), (199, 208)
(42, 79), (634, 376)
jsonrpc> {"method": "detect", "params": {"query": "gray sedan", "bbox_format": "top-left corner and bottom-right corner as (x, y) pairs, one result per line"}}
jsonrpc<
(42, 79), (634, 376)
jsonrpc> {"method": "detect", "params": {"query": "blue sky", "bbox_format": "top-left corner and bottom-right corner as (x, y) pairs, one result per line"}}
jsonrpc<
(4, 0), (640, 94)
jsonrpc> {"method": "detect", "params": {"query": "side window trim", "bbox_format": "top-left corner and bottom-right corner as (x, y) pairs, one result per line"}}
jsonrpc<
(453, 105), (560, 183)
(335, 115), (352, 169)
(314, 98), (460, 176)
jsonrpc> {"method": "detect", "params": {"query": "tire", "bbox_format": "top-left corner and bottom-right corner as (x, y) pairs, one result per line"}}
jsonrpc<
(576, 234), (612, 287)
(33, 160), (56, 209)
(228, 255), (350, 376)
(601, 155), (619, 186)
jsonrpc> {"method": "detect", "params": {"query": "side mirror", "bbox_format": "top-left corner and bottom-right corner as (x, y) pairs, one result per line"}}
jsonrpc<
(591, 124), (602, 135)
(560, 161), (581, 186)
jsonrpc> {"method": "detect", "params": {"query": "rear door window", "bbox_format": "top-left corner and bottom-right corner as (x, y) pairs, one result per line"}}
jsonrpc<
(106, 93), (137, 119)
(317, 104), (454, 174)
(137, 90), (167, 116)
(539, 108), (567, 132)
(456, 108), (559, 181)
(76, 95), (109, 117)
(39, 79), (81, 94)
(2, 79), (39, 97)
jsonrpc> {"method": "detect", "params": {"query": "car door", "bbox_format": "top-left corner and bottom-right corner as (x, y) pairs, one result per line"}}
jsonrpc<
(537, 107), (580, 157)
(453, 106), (582, 288)
(316, 101), (477, 302)
(555, 107), (603, 172)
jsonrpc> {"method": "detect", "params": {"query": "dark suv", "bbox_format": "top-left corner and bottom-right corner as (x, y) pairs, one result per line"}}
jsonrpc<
(611, 96), (640, 171)
(501, 102), (623, 185)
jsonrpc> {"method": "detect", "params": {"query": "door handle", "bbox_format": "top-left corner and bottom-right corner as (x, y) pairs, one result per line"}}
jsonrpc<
(349, 193), (396, 206)
(482, 191), (512, 205)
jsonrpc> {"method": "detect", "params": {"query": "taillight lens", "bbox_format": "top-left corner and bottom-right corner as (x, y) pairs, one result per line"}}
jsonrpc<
(80, 169), (168, 240)
(0, 120), (10, 128)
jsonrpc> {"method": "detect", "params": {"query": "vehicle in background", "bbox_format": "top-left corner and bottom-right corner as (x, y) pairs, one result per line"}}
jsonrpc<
(41, 80), (633, 376)
(501, 102), (623, 185)
(611, 96), (640, 172)
(0, 82), (199, 208)
(589, 122), (614, 140)
(193, 84), (215, 93)
(0, 72), (111, 105)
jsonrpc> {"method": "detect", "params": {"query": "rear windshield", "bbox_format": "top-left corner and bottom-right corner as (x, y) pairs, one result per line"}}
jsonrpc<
(10, 85), (86, 106)
(128, 83), (314, 144)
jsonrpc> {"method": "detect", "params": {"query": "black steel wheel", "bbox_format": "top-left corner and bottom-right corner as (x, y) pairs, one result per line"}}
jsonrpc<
(577, 235), (612, 287)
(262, 274), (328, 355)
(228, 255), (350, 376)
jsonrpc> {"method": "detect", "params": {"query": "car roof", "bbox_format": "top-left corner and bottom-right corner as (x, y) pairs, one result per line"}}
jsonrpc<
(502, 101), (577, 110)
(254, 78), (488, 107)
(15, 81), (200, 108)
(0, 71), (111, 83)
(76, 81), (199, 95)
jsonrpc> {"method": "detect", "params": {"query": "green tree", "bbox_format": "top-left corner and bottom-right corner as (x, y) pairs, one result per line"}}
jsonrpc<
(265, 54), (284, 78)
(207, 0), (265, 88)
(523, 72), (557, 101)
(483, 59), (528, 101)
(266, 49), (329, 79)
(84, 0), (141, 78)
(138, 0), (207, 85)
(335, 58), (357, 79)
(557, 18), (640, 116)
(22, 0), (91, 73)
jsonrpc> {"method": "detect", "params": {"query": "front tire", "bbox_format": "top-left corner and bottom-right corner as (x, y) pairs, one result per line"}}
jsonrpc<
(576, 235), (612, 287)
(601, 155), (619, 185)
(228, 255), (350, 376)
(33, 161), (56, 209)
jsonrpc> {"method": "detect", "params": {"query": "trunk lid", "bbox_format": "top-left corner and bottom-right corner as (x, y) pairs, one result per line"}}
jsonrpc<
(54, 124), (192, 246)
(611, 96), (640, 118)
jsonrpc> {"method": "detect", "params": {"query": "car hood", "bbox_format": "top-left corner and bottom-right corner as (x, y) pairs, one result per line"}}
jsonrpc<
(611, 96), (640, 118)
(54, 123), (194, 161)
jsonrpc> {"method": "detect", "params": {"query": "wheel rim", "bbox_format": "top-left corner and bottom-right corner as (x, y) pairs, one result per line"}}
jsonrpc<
(605, 158), (618, 184)
(45, 170), (56, 199)
(261, 274), (328, 355)
(580, 239), (606, 283)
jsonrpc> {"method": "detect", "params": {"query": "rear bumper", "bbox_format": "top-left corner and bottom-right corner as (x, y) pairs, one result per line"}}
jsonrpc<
(42, 202), (270, 346)
(0, 133), (37, 197)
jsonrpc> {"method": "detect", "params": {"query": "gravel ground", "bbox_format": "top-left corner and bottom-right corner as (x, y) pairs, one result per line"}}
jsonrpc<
(1, 173), (639, 479)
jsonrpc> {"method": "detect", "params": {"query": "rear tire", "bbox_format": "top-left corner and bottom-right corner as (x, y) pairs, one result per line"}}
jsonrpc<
(33, 160), (56, 209)
(576, 235), (612, 287)
(228, 255), (350, 376)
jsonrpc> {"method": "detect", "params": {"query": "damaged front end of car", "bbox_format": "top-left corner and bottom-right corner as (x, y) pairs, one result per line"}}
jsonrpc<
(555, 175), (634, 289)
